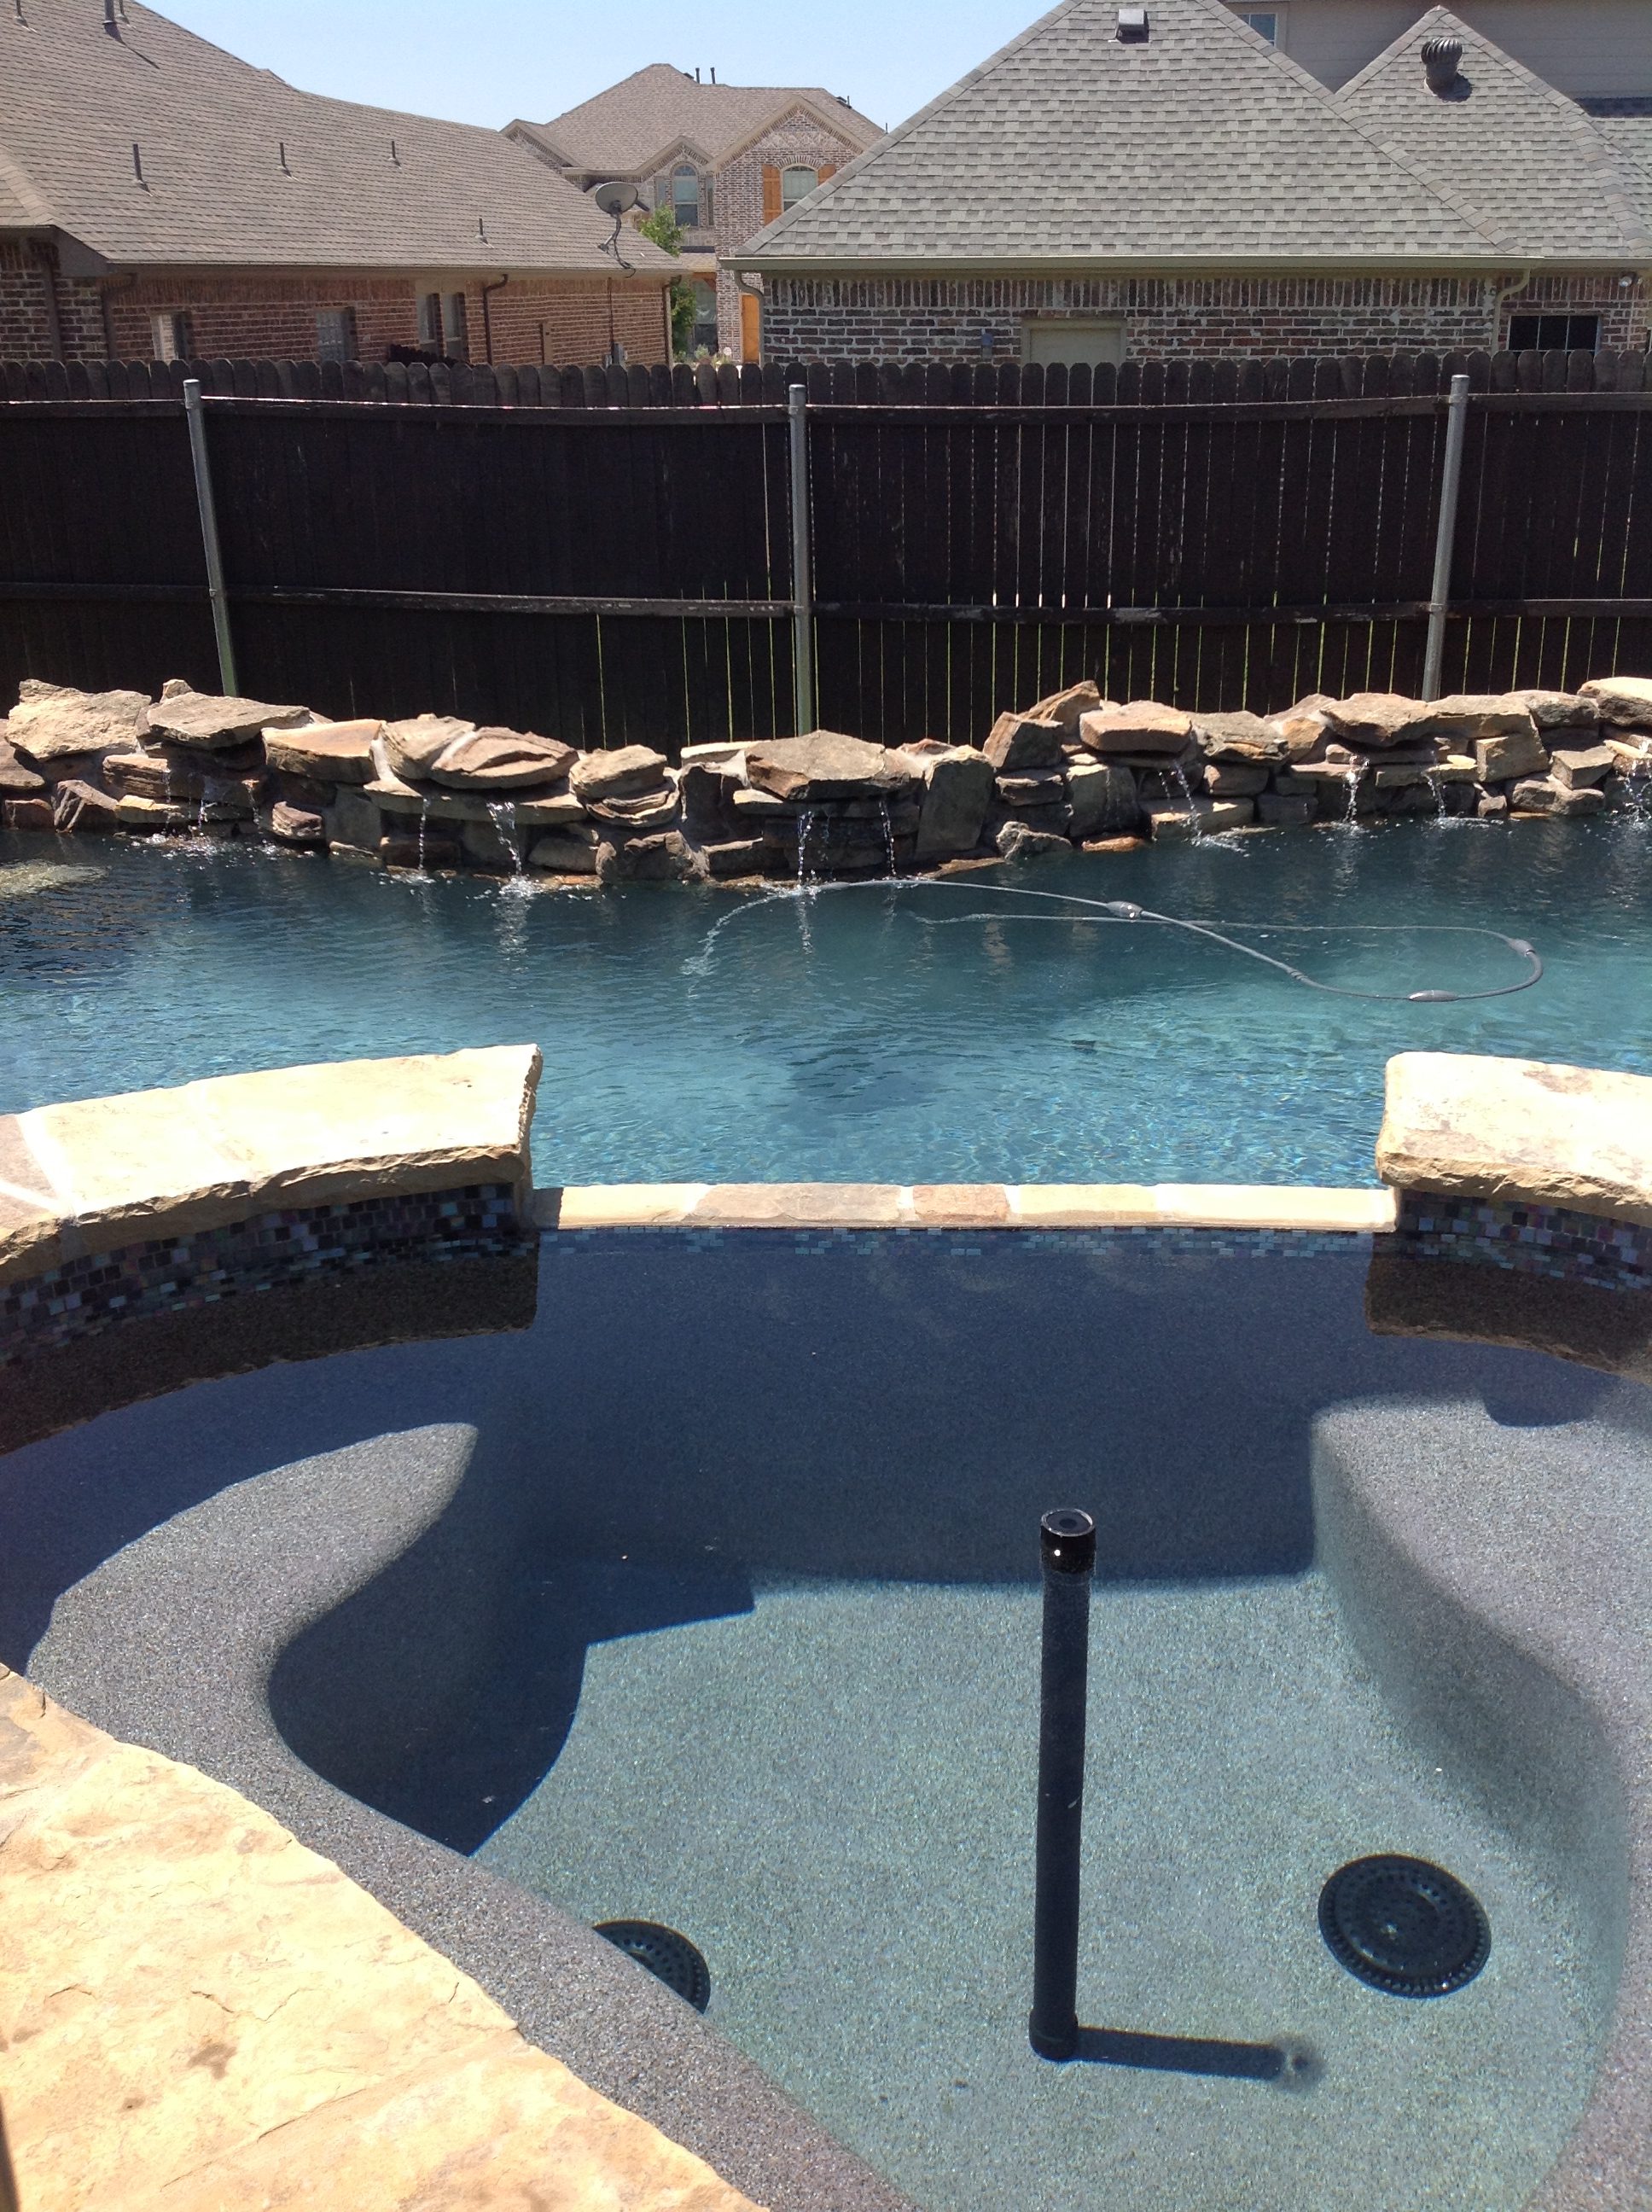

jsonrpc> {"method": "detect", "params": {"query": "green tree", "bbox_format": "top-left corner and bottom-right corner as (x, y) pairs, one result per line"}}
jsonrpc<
(639, 206), (698, 358)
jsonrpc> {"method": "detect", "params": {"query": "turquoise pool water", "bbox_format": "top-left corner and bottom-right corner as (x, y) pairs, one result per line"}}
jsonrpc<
(0, 816), (1647, 1184)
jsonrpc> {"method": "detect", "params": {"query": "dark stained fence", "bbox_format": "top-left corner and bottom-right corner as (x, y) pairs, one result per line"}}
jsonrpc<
(3, 348), (1652, 748)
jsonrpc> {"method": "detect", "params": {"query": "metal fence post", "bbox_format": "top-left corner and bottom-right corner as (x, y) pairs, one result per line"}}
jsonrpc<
(183, 377), (239, 696)
(788, 382), (815, 735)
(1029, 1506), (1096, 2062)
(1422, 373), (1471, 702)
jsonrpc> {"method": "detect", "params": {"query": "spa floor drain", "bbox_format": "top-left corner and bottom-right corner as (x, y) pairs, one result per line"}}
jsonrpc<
(1318, 1855), (1489, 1998)
(595, 1920), (712, 2011)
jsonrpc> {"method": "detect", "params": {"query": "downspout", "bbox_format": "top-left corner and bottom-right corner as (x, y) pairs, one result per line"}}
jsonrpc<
(32, 242), (64, 361)
(1489, 266), (1532, 350)
(480, 271), (509, 364)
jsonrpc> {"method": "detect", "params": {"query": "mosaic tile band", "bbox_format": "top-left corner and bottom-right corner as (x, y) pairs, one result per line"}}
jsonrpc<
(0, 1185), (530, 1366)
(539, 1225), (1378, 1261)
(1393, 1192), (1652, 1290)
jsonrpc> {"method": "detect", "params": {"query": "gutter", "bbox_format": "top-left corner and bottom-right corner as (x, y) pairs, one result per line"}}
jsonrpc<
(723, 253), (1637, 281)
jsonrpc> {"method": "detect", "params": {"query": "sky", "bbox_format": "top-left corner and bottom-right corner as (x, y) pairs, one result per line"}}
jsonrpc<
(154, 0), (1037, 134)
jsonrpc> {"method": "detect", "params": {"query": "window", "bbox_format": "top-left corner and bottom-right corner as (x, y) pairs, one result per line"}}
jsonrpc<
(672, 164), (701, 227)
(691, 278), (718, 354)
(1235, 9), (1277, 41)
(1021, 317), (1126, 369)
(1507, 312), (1601, 352)
(316, 307), (356, 364)
(418, 292), (442, 351)
(781, 165), (819, 208)
(442, 291), (468, 361)
(151, 311), (191, 362)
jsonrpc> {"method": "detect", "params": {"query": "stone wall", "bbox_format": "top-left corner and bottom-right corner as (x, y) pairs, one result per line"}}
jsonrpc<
(755, 271), (1651, 364)
(5, 672), (1649, 888)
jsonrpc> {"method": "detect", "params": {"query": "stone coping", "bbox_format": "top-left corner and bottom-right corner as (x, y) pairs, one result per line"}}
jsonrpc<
(0, 1664), (756, 2212)
(1378, 1052), (1652, 1230)
(0, 1045), (541, 1285)
(536, 1183), (1399, 1233)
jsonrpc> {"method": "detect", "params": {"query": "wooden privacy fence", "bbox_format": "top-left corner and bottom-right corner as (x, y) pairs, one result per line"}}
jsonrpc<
(3, 351), (1651, 750)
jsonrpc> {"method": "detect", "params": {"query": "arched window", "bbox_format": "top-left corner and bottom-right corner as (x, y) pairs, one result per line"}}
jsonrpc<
(781, 165), (818, 209)
(672, 164), (701, 226)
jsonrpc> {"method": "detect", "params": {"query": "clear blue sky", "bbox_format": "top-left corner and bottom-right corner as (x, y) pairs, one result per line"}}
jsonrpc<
(157, 0), (1034, 135)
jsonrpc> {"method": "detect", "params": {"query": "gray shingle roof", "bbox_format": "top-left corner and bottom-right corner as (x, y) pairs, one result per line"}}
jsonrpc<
(1336, 9), (1652, 260)
(735, 0), (1503, 272)
(737, 0), (1652, 276)
(0, 0), (678, 278)
(521, 65), (882, 178)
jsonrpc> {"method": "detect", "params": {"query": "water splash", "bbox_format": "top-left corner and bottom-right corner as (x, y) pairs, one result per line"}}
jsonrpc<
(486, 799), (526, 884)
(416, 795), (431, 876)
(1341, 759), (1369, 832)
(1167, 760), (1202, 837)
(795, 807), (818, 951)
(878, 798), (898, 879)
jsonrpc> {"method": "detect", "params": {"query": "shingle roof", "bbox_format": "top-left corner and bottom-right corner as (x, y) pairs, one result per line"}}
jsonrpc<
(1578, 98), (1652, 227)
(0, 0), (678, 278)
(1336, 9), (1652, 260)
(735, 0), (1504, 273)
(521, 64), (881, 178)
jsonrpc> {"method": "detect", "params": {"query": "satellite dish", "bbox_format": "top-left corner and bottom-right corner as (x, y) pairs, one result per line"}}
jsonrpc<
(593, 179), (641, 218)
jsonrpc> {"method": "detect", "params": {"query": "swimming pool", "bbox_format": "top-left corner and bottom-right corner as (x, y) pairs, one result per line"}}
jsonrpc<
(1, 815), (1649, 1186)
(3, 1227), (1634, 2212)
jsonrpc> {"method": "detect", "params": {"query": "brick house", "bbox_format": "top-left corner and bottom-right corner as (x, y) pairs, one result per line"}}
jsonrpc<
(1, 0), (677, 366)
(731, 0), (1652, 363)
(506, 67), (881, 360)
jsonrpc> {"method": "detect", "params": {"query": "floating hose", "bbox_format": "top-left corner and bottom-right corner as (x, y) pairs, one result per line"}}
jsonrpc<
(687, 874), (1543, 1004)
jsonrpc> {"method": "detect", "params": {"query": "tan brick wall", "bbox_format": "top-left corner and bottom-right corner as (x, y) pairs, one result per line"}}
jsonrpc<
(759, 270), (1652, 362)
(0, 259), (670, 366)
(711, 108), (868, 356)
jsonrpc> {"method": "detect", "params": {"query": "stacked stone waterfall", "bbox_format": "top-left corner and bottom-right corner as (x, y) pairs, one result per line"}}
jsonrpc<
(3, 671), (1650, 882)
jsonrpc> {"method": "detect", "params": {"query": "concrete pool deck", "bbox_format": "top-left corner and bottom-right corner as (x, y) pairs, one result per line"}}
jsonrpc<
(0, 1045), (1649, 2211)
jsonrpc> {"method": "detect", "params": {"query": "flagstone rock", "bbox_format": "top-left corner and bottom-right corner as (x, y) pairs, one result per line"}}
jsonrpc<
(1264, 711), (1331, 760)
(1509, 776), (1606, 817)
(265, 719), (381, 784)
(1581, 674), (1652, 727)
(905, 745), (994, 859)
(995, 769), (1067, 806)
(1146, 796), (1254, 839)
(1549, 743), (1616, 789)
(380, 715), (475, 782)
(1205, 761), (1269, 796)
(9, 680), (150, 762)
(1066, 760), (1138, 836)
(1079, 701), (1194, 755)
(113, 794), (191, 831)
(745, 731), (908, 801)
(527, 832), (601, 874)
(697, 836), (771, 878)
(0, 736), (45, 793)
(996, 821), (1071, 860)
(267, 801), (327, 846)
(589, 785), (679, 827)
(1022, 679), (1104, 732)
(3, 797), (55, 832)
(51, 778), (119, 831)
(569, 744), (672, 803)
(984, 712), (1066, 771)
(1377, 1051), (1652, 1225)
(424, 726), (578, 791)
(1191, 709), (1281, 761)
(1475, 726), (1549, 783)
(1506, 688), (1597, 730)
(1256, 792), (1316, 826)
(143, 689), (310, 752)
(1405, 694), (1539, 745)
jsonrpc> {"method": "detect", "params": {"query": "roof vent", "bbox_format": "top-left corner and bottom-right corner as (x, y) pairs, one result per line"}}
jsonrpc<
(1422, 34), (1463, 92)
(102, 0), (119, 34)
(1116, 6), (1149, 39)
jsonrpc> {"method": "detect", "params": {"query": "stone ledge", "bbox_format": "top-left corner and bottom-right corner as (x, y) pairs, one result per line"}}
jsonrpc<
(1377, 1052), (1652, 1228)
(534, 1182), (1396, 1234)
(0, 1665), (755, 2212)
(0, 1046), (542, 1283)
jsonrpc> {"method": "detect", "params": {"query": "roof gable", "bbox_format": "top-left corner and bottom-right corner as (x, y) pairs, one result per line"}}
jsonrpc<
(1336, 7), (1652, 260)
(0, 0), (678, 278)
(530, 63), (881, 178)
(736, 0), (1498, 272)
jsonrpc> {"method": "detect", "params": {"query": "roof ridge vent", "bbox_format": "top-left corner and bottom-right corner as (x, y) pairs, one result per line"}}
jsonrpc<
(1422, 33), (1463, 93)
(1116, 6), (1149, 43)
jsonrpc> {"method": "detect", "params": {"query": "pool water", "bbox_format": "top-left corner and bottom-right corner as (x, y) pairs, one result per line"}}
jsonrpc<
(3, 1231), (1622, 2212)
(1, 816), (1649, 1184)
